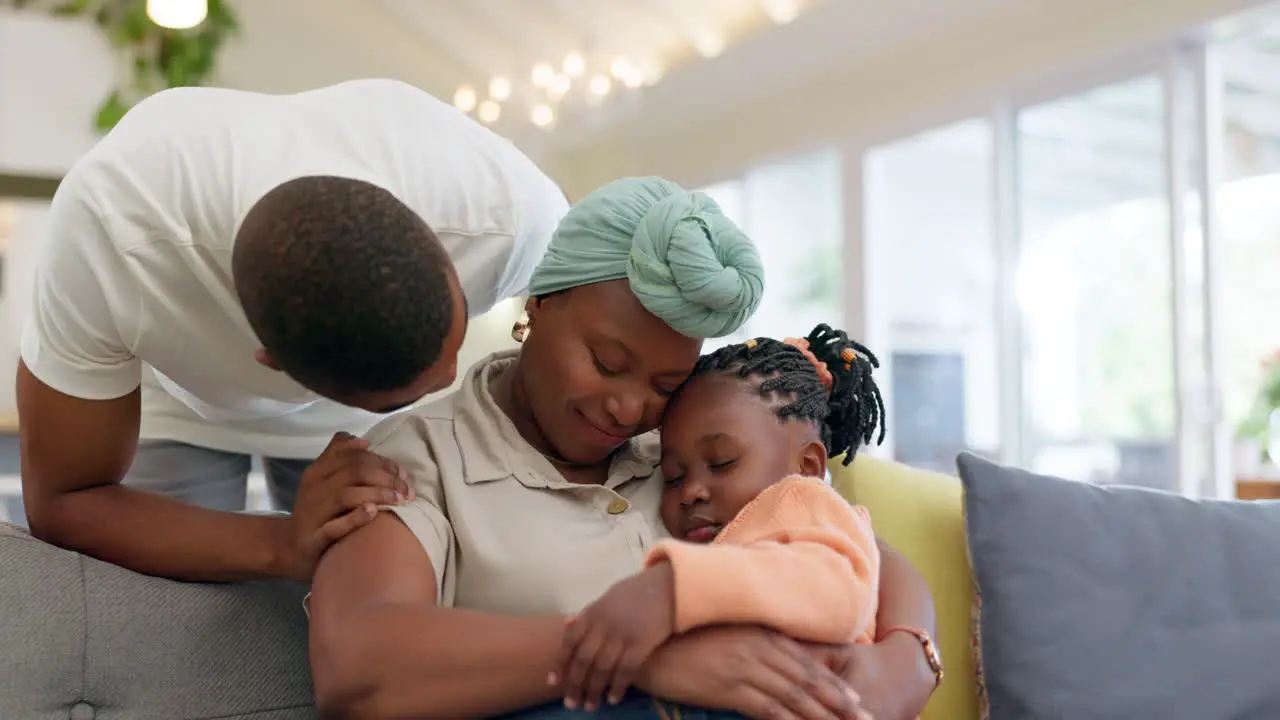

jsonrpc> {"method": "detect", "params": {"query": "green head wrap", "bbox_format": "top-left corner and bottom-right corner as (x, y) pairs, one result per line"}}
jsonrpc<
(527, 177), (764, 339)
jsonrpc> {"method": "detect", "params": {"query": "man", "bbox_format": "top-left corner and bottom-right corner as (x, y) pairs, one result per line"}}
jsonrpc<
(18, 79), (568, 583)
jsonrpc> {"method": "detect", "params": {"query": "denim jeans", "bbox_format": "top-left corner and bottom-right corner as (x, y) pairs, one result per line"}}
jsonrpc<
(497, 692), (746, 720)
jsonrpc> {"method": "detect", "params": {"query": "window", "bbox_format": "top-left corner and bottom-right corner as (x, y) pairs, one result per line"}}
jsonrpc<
(1214, 20), (1280, 475)
(1016, 76), (1176, 488)
(865, 120), (1000, 471)
(696, 149), (844, 351)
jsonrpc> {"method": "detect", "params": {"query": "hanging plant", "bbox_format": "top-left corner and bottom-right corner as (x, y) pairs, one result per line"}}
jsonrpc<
(16, 0), (239, 131)
(1236, 350), (1280, 442)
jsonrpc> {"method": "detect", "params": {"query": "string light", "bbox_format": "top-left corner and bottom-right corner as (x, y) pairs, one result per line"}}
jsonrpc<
(489, 77), (511, 101)
(450, 2), (814, 131)
(762, 0), (799, 24)
(562, 52), (585, 78)
(531, 63), (555, 88)
(453, 85), (477, 113)
(589, 75), (612, 97)
(478, 100), (501, 124)
(531, 104), (555, 128)
(609, 57), (633, 80)
(548, 74), (572, 99)
(694, 34), (725, 58)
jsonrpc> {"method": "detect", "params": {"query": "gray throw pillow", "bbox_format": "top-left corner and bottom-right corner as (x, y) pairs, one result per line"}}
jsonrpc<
(958, 452), (1280, 720)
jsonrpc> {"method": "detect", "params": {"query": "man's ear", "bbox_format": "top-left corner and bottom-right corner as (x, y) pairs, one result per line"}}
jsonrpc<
(254, 348), (282, 371)
(797, 440), (829, 479)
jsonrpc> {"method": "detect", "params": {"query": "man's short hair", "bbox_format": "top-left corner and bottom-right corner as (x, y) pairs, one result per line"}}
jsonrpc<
(233, 175), (455, 394)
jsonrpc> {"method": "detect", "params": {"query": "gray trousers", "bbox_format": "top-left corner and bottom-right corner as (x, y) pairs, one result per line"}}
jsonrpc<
(124, 440), (312, 513)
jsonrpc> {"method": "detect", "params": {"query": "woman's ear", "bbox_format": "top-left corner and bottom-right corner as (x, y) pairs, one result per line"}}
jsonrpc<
(796, 440), (828, 479)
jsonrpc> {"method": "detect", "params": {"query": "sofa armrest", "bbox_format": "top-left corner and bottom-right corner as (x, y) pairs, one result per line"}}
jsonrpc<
(0, 522), (318, 719)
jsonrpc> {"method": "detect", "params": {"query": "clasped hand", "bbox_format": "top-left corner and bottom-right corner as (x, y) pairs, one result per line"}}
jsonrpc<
(551, 563), (678, 711)
(550, 564), (873, 720)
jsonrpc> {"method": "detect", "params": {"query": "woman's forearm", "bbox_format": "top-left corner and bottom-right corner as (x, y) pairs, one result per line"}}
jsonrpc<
(313, 602), (566, 718)
(868, 537), (938, 720)
(875, 537), (937, 634)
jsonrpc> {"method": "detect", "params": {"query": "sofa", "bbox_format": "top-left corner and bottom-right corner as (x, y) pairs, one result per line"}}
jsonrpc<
(0, 521), (317, 719)
(5, 454), (1280, 719)
(841, 453), (1280, 720)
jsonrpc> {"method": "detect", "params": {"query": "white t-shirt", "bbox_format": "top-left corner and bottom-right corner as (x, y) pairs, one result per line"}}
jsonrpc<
(20, 79), (568, 459)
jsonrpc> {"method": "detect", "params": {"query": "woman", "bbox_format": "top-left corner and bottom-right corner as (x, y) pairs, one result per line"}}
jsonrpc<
(307, 178), (940, 720)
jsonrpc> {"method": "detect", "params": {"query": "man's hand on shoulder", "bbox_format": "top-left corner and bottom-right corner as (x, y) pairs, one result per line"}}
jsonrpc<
(277, 431), (415, 582)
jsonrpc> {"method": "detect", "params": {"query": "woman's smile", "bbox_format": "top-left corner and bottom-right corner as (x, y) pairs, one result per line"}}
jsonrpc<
(576, 408), (632, 446)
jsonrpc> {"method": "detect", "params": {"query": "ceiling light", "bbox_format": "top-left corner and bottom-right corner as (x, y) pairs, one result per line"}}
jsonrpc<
(531, 63), (555, 88)
(588, 75), (612, 97)
(562, 52), (585, 78)
(489, 76), (512, 101)
(531, 104), (555, 128)
(694, 34), (725, 58)
(453, 85), (477, 113)
(548, 74), (572, 99)
(609, 57), (633, 80)
(146, 0), (207, 30)
(478, 100), (501, 124)
(763, 0), (799, 24)
(621, 69), (646, 89)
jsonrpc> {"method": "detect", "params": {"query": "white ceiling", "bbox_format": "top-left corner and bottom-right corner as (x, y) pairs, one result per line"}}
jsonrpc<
(221, 0), (831, 140)
(217, 0), (1028, 149)
(375, 0), (788, 84)
(82, 0), (1280, 181)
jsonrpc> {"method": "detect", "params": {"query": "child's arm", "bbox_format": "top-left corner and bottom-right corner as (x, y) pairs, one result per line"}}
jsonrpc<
(552, 480), (878, 711)
(553, 563), (677, 711)
(646, 479), (880, 645)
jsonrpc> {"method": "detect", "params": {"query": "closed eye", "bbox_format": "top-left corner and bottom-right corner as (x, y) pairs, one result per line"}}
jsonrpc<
(593, 354), (620, 377)
(709, 459), (737, 472)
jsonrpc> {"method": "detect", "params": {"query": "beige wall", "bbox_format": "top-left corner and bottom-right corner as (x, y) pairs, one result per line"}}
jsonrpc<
(0, 13), (113, 176)
(543, 0), (1265, 196)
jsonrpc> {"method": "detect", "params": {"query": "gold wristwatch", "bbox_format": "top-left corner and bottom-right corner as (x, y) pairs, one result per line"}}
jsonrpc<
(881, 625), (944, 688)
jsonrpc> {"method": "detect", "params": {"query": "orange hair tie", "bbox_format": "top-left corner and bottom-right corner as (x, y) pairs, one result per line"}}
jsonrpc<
(782, 337), (834, 395)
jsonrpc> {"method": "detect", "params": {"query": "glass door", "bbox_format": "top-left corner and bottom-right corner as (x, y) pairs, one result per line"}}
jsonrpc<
(863, 120), (1001, 473)
(1013, 75), (1183, 490)
(1204, 13), (1280, 496)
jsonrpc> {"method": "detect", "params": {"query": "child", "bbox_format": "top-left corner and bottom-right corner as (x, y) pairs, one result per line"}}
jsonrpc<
(553, 323), (888, 714)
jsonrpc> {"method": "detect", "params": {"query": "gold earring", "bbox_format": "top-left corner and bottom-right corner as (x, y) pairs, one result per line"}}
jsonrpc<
(511, 316), (530, 343)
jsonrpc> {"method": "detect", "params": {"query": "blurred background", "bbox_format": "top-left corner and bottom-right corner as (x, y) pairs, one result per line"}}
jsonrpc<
(4, 0), (1280, 521)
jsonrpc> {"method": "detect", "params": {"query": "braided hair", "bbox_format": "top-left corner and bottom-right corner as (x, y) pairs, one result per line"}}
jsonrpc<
(685, 324), (886, 465)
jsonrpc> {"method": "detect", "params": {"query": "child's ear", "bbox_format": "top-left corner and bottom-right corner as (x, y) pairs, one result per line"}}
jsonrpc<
(796, 440), (828, 479)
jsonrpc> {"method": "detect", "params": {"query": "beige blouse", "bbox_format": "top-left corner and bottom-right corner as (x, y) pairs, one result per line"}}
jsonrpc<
(368, 350), (669, 616)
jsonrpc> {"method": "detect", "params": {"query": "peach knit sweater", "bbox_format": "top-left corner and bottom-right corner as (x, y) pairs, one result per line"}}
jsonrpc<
(644, 475), (880, 645)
